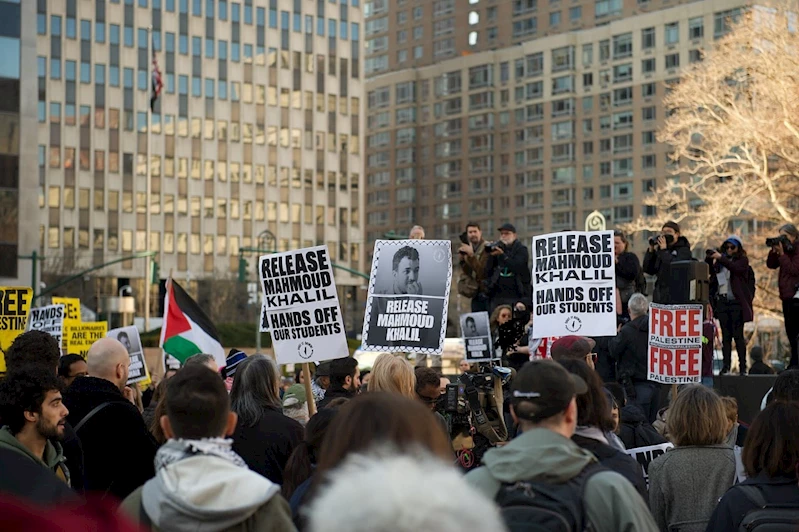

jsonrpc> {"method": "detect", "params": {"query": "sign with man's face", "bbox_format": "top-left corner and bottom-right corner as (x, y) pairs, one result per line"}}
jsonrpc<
(459, 312), (493, 361)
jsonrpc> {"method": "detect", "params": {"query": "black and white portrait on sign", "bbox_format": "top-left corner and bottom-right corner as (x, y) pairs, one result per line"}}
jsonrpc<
(460, 312), (494, 361)
(362, 240), (452, 354)
(107, 326), (148, 385)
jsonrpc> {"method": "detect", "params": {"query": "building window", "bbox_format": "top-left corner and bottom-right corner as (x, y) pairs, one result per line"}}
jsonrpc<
(641, 27), (655, 49)
(642, 58), (655, 74)
(664, 22), (679, 45)
(612, 33), (632, 59)
(665, 53), (679, 69)
(569, 6), (581, 21)
(688, 17), (704, 39)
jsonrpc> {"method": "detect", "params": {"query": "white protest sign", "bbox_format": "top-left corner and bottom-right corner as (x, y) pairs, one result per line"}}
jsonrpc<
(259, 246), (349, 365)
(460, 312), (494, 361)
(648, 303), (703, 384)
(361, 240), (452, 354)
(531, 231), (616, 338)
(625, 442), (674, 486)
(27, 304), (65, 349)
(108, 325), (150, 386)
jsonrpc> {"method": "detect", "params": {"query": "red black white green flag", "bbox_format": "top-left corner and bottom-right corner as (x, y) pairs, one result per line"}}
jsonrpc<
(159, 278), (225, 367)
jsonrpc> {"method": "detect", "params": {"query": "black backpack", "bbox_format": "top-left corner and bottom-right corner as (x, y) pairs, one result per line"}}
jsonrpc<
(737, 484), (799, 532)
(496, 461), (606, 532)
(746, 265), (757, 301)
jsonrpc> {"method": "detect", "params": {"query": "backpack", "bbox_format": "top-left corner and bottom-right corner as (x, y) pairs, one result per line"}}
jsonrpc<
(496, 461), (606, 532)
(746, 265), (756, 301)
(737, 484), (799, 532)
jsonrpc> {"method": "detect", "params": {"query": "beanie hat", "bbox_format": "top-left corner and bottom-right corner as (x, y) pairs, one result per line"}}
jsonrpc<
(222, 349), (247, 379)
(662, 221), (681, 233)
(724, 235), (743, 249)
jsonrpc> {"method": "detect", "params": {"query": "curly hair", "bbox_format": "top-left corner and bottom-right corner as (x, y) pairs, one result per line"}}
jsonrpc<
(5, 330), (61, 373)
(0, 368), (63, 434)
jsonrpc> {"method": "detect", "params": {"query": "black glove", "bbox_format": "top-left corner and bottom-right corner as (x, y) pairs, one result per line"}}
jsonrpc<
(621, 379), (637, 401)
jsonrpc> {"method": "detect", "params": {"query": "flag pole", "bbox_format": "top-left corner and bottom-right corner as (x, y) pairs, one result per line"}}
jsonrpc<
(144, 25), (153, 333)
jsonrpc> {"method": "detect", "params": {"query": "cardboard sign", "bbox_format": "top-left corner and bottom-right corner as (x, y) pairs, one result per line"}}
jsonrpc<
(108, 325), (151, 387)
(531, 231), (616, 338)
(65, 321), (108, 358)
(28, 304), (65, 350)
(648, 304), (703, 384)
(625, 442), (674, 486)
(52, 297), (82, 353)
(258, 245), (349, 364)
(0, 287), (33, 373)
(460, 312), (494, 361)
(361, 240), (452, 354)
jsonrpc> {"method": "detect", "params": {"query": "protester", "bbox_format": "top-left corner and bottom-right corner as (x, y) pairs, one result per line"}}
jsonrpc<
(614, 229), (644, 319)
(721, 396), (747, 483)
(748, 346), (775, 375)
(489, 304), (513, 356)
(282, 384), (310, 426)
(465, 360), (657, 532)
(367, 353), (416, 398)
(706, 236), (754, 374)
(0, 369), (70, 485)
(642, 221), (693, 304)
(439, 376), (451, 394)
(4, 331), (85, 490)
(701, 304), (716, 387)
(142, 379), (168, 431)
(706, 401), (799, 531)
(458, 222), (489, 312)
(307, 448), (505, 532)
(647, 385), (736, 532)
(550, 335), (597, 370)
(415, 367), (443, 411)
(230, 354), (304, 485)
(62, 337), (157, 500)
(767, 223), (799, 368)
(607, 380), (668, 450)
(610, 293), (659, 423)
(183, 353), (219, 372)
(222, 349), (247, 391)
(120, 365), (296, 532)
(316, 357), (360, 409)
(484, 223), (531, 313)
(0, 449), (78, 506)
(761, 368), (799, 409)
(311, 362), (330, 404)
(408, 225), (425, 239)
(557, 359), (648, 499)
(592, 335), (615, 382)
(58, 354), (88, 388)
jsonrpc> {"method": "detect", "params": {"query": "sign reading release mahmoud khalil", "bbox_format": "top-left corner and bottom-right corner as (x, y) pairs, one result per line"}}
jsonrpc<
(531, 231), (617, 338)
(362, 240), (452, 354)
(258, 246), (349, 365)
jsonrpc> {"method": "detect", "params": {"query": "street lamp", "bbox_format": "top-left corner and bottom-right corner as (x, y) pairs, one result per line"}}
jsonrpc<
(119, 285), (133, 297)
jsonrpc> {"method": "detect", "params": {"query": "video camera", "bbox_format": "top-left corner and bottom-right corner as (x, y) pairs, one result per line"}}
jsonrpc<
(484, 241), (505, 253)
(648, 233), (675, 248)
(766, 235), (795, 254)
(496, 305), (531, 355)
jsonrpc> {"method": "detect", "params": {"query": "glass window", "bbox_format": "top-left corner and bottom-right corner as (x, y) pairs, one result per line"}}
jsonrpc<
(641, 27), (655, 49)
(665, 22), (679, 45)
(0, 37), (20, 79)
(688, 16), (704, 39)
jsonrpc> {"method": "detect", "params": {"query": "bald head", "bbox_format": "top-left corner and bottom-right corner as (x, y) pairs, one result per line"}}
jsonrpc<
(87, 337), (131, 391)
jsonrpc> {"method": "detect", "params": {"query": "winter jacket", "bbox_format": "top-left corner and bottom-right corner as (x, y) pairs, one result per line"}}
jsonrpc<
(619, 405), (669, 450)
(0, 426), (70, 486)
(642, 236), (693, 304)
(705, 473), (799, 532)
(0, 447), (78, 506)
(572, 433), (648, 500)
(484, 239), (531, 309)
(592, 336), (616, 382)
(648, 445), (736, 532)
(610, 314), (649, 383)
(749, 361), (775, 375)
(121, 454), (297, 532)
(616, 252), (642, 302)
(465, 427), (658, 532)
(62, 376), (157, 500)
(766, 248), (799, 300)
(315, 387), (356, 409)
(232, 407), (304, 486)
(706, 254), (754, 323)
(459, 240), (488, 297)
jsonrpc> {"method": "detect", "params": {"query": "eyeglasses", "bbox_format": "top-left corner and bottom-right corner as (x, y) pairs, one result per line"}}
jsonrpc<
(724, 244), (737, 250)
(585, 353), (598, 363)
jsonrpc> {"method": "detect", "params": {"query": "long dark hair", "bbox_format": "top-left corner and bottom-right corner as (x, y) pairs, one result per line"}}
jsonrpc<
(557, 358), (615, 432)
(742, 401), (799, 478)
(230, 354), (282, 427)
(281, 408), (339, 501)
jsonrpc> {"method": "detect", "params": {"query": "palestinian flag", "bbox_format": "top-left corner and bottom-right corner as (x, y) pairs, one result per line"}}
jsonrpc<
(159, 278), (225, 368)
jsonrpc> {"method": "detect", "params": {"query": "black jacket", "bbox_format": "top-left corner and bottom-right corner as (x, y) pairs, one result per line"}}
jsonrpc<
(642, 236), (693, 303)
(610, 314), (649, 383)
(62, 376), (157, 500)
(592, 336), (615, 382)
(232, 406), (304, 485)
(749, 361), (775, 375)
(618, 404), (668, 450)
(572, 434), (648, 500)
(706, 473), (799, 532)
(61, 421), (85, 493)
(0, 447), (78, 506)
(484, 239), (531, 305)
(316, 387), (357, 409)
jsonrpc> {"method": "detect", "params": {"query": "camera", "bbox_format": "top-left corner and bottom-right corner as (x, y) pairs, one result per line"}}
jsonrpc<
(648, 233), (675, 247)
(496, 307), (530, 355)
(766, 235), (795, 254)
(459, 231), (469, 245)
(705, 248), (718, 257)
(484, 241), (503, 253)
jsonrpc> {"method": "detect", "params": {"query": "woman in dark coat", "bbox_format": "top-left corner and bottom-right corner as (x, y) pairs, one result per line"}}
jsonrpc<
(614, 230), (643, 320)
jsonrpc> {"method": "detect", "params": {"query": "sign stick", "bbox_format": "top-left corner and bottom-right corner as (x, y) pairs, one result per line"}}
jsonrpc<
(671, 383), (678, 404)
(303, 363), (317, 417)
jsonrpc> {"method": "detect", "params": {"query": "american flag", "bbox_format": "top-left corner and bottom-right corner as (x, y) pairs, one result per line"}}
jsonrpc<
(150, 51), (163, 112)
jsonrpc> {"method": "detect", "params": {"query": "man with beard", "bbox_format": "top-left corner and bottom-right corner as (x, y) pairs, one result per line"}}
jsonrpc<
(0, 368), (71, 485)
(484, 223), (531, 313)
(391, 246), (423, 295)
(316, 357), (360, 409)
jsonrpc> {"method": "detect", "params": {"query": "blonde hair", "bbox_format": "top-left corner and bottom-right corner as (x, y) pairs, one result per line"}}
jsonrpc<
(721, 396), (738, 425)
(367, 354), (416, 399)
(667, 385), (728, 447)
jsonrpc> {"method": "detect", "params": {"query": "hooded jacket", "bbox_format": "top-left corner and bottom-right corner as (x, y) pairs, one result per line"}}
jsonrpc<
(610, 314), (649, 383)
(618, 405), (668, 450)
(465, 428), (657, 532)
(121, 454), (296, 532)
(0, 426), (70, 485)
(642, 236), (693, 304)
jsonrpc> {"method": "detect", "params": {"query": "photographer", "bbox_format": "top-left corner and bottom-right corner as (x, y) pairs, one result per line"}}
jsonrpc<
(642, 221), (692, 304)
(767, 223), (799, 369)
(457, 223), (489, 312)
(706, 236), (753, 375)
(483, 223), (531, 313)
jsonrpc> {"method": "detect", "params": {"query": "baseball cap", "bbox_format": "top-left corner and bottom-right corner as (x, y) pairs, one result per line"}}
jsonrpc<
(550, 336), (596, 360)
(511, 359), (588, 422)
(282, 384), (307, 409)
(315, 361), (332, 377)
(498, 223), (517, 233)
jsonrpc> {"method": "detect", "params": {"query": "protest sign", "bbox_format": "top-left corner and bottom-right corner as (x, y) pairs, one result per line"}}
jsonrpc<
(28, 304), (65, 349)
(460, 312), (494, 361)
(52, 297), (82, 352)
(108, 325), (151, 386)
(625, 442), (674, 486)
(0, 287), (33, 373)
(361, 240), (452, 354)
(648, 303), (703, 384)
(65, 321), (108, 358)
(258, 245), (349, 364)
(531, 231), (616, 338)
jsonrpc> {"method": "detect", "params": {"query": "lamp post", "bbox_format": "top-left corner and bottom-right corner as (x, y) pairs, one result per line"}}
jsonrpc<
(119, 285), (133, 327)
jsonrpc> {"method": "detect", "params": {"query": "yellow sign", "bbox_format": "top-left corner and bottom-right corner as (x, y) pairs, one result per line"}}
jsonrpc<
(64, 321), (108, 358)
(0, 287), (33, 373)
(52, 297), (82, 353)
